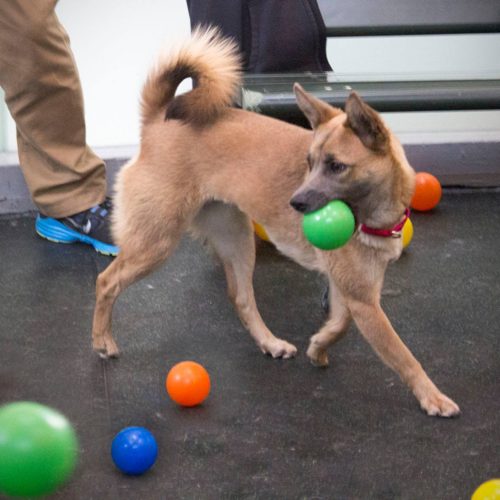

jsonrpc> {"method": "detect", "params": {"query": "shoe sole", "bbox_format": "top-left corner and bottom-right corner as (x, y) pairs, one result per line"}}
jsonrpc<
(35, 215), (119, 257)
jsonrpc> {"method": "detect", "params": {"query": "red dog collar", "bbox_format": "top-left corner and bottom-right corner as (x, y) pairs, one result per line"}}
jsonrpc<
(360, 208), (410, 238)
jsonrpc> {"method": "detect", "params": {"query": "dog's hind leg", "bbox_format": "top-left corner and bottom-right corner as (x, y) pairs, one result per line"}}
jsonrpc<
(307, 280), (351, 367)
(92, 209), (186, 358)
(192, 202), (297, 359)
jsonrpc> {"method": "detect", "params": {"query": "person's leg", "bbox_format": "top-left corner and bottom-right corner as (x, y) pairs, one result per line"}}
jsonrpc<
(0, 0), (117, 255)
(0, 0), (106, 218)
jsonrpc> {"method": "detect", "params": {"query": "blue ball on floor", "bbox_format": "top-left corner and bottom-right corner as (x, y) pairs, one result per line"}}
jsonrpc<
(111, 427), (158, 475)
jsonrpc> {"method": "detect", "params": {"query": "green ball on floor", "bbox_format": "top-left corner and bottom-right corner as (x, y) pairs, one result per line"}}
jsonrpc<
(302, 200), (355, 250)
(0, 401), (78, 497)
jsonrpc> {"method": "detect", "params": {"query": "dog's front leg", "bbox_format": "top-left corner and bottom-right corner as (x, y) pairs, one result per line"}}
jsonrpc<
(348, 300), (460, 417)
(226, 262), (298, 359)
(194, 203), (297, 359)
(307, 280), (351, 366)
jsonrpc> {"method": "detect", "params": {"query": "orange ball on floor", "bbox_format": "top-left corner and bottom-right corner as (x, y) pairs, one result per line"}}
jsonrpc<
(166, 361), (211, 407)
(411, 172), (442, 211)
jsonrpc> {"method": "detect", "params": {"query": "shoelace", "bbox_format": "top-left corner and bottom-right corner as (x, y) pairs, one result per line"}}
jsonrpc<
(88, 198), (112, 219)
(68, 198), (113, 234)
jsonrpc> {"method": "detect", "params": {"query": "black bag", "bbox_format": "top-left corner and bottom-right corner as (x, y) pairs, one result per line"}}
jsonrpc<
(186, 0), (332, 73)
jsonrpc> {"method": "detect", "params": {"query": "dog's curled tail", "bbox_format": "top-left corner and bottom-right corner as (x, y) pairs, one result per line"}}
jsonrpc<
(141, 26), (242, 127)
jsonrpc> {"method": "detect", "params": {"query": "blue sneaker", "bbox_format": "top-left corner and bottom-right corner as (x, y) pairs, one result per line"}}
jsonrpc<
(35, 198), (119, 256)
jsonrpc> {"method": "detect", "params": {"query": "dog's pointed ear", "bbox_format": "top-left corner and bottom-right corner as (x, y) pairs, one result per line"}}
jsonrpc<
(344, 92), (389, 152)
(294, 83), (338, 129)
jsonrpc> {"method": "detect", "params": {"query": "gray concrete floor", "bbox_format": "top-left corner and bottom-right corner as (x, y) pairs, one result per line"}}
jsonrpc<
(0, 190), (499, 499)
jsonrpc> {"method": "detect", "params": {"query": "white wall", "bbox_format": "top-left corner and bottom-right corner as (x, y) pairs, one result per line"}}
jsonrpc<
(3, 0), (191, 151)
(326, 34), (500, 142)
(327, 34), (500, 76)
(1, 3), (500, 152)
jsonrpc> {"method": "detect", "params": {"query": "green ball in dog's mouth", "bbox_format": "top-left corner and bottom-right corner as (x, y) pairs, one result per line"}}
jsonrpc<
(302, 200), (355, 250)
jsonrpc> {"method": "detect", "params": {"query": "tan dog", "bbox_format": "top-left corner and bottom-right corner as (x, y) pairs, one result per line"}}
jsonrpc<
(92, 28), (459, 417)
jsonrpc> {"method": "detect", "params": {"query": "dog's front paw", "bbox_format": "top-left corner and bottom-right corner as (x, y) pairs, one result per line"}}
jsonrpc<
(420, 391), (460, 418)
(306, 343), (329, 367)
(260, 338), (297, 359)
(93, 336), (120, 359)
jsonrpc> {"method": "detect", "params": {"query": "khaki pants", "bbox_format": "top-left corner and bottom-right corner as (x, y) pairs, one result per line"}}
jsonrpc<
(0, 0), (106, 218)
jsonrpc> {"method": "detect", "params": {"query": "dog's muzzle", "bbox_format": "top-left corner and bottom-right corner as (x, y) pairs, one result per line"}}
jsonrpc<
(290, 190), (330, 214)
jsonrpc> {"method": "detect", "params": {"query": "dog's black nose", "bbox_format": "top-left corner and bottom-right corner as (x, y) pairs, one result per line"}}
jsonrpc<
(290, 199), (309, 213)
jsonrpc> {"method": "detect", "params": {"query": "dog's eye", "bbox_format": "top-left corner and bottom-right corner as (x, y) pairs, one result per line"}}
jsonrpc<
(327, 160), (348, 174)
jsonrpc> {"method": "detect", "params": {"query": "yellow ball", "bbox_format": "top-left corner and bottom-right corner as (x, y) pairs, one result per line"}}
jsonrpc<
(472, 479), (500, 500)
(402, 218), (413, 249)
(253, 221), (270, 242)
